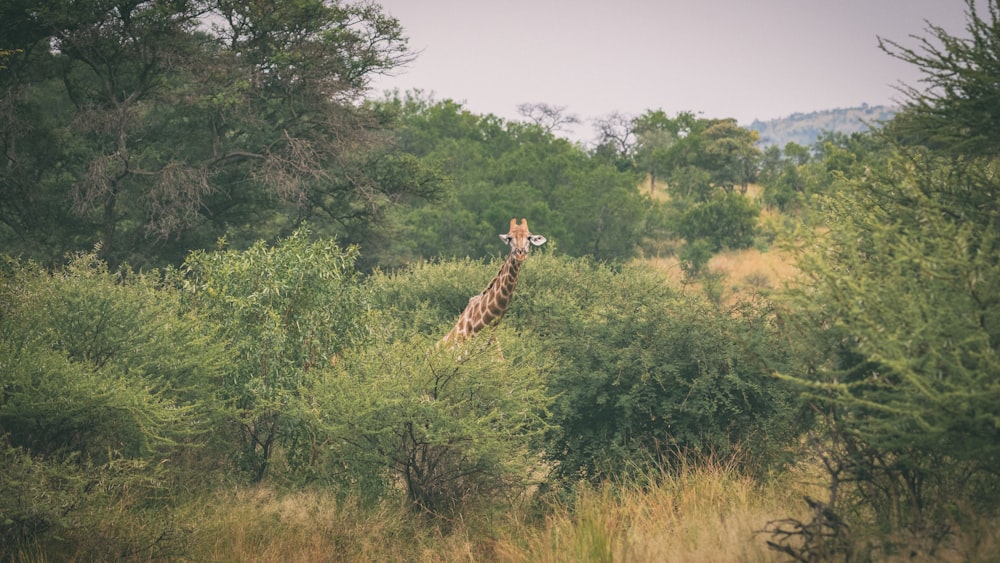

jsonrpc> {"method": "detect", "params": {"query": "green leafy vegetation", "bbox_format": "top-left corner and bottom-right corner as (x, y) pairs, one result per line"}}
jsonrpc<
(3, 0), (1000, 560)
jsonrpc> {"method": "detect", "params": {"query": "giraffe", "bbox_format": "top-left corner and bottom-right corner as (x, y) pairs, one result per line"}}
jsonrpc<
(441, 218), (546, 347)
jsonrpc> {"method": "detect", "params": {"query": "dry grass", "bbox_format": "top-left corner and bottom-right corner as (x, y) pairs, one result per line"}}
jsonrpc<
(711, 247), (799, 293)
(174, 458), (812, 563)
(642, 246), (798, 306)
(181, 487), (452, 562)
(493, 458), (805, 563)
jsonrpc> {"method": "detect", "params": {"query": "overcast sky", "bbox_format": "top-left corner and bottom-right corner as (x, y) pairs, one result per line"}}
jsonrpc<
(369, 0), (970, 139)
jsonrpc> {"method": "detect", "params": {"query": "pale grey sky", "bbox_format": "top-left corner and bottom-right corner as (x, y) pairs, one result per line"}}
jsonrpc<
(369, 0), (970, 139)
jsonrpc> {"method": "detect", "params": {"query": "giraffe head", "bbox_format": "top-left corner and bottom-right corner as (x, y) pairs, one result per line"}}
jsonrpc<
(499, 218), (547, 261)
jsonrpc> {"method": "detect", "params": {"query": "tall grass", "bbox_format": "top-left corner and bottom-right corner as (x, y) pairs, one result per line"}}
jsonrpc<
(494, 454), (804, 563)
(14, 456), (996, 561)
(164, 455), (808, 562)
(180, 487), (456, 562)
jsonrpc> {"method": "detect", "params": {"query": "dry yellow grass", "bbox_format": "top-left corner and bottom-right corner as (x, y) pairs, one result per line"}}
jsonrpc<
(710, 247), (798, 291)
(181, 487), (447, 562)
(642, 247), (798, 306)
(173, 457), (817, 563)
(488, 456), (809, 563)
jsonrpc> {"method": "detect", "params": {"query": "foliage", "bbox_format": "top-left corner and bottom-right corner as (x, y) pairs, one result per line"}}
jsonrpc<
(176, 228), (369, 482)
(375, 254), (800, 482)
(371, 93), (649, 264)
(0, 253), (227, 557)
(782, 149), (1000, 461)
(301, 329), (551, 516)
(0, 0), (431, 269)
(881, 0), (1000, 157)
(675, 190), (759, 254)
(524, 257), (798, 480)
(632, 109), (683, 195)
(758, 132), (894, 213)
(0, 436), (190, 561)
(777, 143), (1000, 554)
(0, 253), (226, 463)
(770, 2), (1000, 552)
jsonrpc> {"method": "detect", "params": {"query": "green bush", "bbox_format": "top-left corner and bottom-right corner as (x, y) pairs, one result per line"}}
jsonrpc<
(777, 150), (1000, 549)
(0, 253), (227, 558)
(675, 191), (759, 253)
(176, 229), (370, 483)
(0, 253), (226, 463)
(514, 256), (797, 480)
(300, 329), (552, 516)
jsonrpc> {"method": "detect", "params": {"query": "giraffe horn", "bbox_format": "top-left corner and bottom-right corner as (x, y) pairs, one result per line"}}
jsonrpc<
(510, 218), (518, 230)
(520, 218), (528, 230)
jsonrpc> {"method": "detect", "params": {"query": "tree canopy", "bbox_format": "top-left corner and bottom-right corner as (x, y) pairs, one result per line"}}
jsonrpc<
(0, 0), (431, 269)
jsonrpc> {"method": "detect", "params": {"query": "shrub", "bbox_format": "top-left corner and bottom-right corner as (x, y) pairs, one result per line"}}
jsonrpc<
(0, 253), (227, 557)
(675, 191), (759, 252)
(176, 229), (370, 483)
(518, 256), (797, 480)
(300, 329), (552, 516)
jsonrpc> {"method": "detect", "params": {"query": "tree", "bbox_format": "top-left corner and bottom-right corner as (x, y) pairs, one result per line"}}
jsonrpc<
(517, 102), (580, 135)
(514, 256), (798, 480)
(375, 95), (648, 263)
(303, 330), (551, 515)
(0, 253), (227, 465)
(772, 2), (1000, 549)
(880, 0), (1000, 157)
(632, 109), (679, 196)
(675, 191), (758, 263)
(778, 148), (1000, 551)
(591, 111), (638, 170)
(0, 252), (228, 555)
(0, 0), (422, 269)
(699, 118), (762, 192)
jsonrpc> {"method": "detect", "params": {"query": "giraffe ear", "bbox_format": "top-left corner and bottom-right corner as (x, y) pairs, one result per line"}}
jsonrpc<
(529, 235), (547, 246)
(499, 234), (513, 244)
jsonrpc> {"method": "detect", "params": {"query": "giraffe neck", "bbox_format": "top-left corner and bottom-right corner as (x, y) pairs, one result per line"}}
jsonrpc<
(444, 252), (522, 344)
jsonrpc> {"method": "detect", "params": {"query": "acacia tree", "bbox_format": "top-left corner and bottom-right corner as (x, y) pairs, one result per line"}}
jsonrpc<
(0, 0), (424, 268)
(303, 329), (551, 515)
(0, 253), (229, 554)
(517, 102), (580, 135)
(880, 0), (1000, 157)
(771, 2), (1000, 554)
(699, 118), (762, 192)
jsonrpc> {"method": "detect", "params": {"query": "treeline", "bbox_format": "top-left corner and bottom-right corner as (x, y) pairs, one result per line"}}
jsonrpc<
(0, 0), (771, 272)
(3, 0), (1000, 560)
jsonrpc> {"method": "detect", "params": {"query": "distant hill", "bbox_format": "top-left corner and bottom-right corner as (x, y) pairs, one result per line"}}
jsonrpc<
(747, 104), (898, 148)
